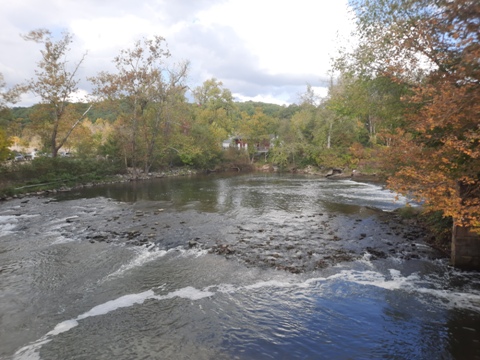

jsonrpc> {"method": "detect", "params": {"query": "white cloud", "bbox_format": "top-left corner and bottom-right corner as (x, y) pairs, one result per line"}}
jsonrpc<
(68, 89), (90, 103)
(233, 93), (289, 106)
(196, 0), (354, 75)
(0, 0), (355, 107)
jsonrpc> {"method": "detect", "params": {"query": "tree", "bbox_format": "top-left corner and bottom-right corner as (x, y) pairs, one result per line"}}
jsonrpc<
(238, 108), (277, 163)
(271, 108), (317, 168)
(0, 74), (6, 112)
(22, 29), (91, 157)
(0, 128), (12, 162)
(0, 72), (23, 142)
(346, 0), (480, 230)
(191, 79), (237, 164)
(91, 36), (189, 173)
(139, 64), (189, 171)
(325, 73), (407, 147)
(0, 73), (23, 111)
(299, 83), (320, 107)
(192, 78), (236, 135)
(193, 78), (234, 110)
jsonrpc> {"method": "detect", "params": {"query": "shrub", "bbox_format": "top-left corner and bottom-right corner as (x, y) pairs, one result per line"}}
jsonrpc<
(0, 156), (123, 196)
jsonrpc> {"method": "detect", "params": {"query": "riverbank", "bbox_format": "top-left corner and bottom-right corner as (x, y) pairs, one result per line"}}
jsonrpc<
(0, 163), (378, 201)
(0, 166), (201, 201)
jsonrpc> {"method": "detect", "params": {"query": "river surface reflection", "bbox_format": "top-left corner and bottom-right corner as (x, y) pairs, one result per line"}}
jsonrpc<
(0, 173), (479, 360)
(60, 173), (409, 212)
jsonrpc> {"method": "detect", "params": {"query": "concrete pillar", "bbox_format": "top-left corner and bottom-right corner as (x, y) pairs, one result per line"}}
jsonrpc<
(451, 224), (480, 270)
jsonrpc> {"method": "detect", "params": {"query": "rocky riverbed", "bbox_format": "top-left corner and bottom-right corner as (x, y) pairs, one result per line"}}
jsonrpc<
(2, 191), (446, 274)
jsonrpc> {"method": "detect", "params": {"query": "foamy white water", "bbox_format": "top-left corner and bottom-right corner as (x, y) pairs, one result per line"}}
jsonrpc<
(0, 215), (39, 236)
(101, 245), (208, 283)
(13, 286), (212, 360)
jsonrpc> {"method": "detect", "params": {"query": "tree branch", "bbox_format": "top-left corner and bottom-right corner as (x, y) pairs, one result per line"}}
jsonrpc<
(56, 104), (93, 152)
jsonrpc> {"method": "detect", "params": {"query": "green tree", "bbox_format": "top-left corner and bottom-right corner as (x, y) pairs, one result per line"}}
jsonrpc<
(22, 29), (91, 157)
(193, 78), (234, 111)
(0, 73), (22, 111)
(192, 78), (236, 135)
(191, 79), (237, 162)
(299, 83), (320, 107)
(91, 36), (189, 173)
(0, 128), (12, 162)
(327, 72), (407, 147)
(0, 73), (23, 140)
(238, 108), (277, 163)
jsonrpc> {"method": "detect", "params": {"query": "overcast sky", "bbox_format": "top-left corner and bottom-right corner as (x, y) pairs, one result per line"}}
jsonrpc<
(0, 0), (355, 107)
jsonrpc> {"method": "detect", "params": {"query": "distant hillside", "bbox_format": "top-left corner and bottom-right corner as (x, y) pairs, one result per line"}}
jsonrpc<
(5, 100), (301, 125)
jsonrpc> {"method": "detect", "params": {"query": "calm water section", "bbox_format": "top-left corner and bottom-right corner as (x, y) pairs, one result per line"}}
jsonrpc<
(1, 173), (479, 359)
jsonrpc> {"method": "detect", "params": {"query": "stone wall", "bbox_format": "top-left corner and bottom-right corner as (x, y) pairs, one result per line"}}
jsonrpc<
(451, 225), (480, 270)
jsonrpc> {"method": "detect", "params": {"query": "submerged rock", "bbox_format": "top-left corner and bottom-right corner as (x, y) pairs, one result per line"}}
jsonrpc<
(4, 187), (444, 275)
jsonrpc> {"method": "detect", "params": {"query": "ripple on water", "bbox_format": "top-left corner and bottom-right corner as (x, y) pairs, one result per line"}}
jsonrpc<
(10, 262), (480, 360)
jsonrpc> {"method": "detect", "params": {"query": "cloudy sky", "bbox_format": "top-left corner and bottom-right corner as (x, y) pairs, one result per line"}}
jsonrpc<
(0, 0), (355, 106)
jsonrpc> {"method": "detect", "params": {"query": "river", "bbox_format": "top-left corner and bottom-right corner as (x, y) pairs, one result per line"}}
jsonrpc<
(0, 173), (479, 359)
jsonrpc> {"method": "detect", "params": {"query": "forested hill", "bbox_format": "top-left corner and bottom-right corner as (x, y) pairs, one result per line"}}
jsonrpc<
(3, 100), (299, 126)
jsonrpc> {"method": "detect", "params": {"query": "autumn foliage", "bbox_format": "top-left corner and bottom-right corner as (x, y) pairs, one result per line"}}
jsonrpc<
(347, 0), (480, 230)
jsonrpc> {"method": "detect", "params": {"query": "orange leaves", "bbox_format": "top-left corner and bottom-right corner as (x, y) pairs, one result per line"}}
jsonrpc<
(346, 0), (480, 231)
(387, 140), (480, 229)
(441, 156), (451, 165)
(388, 164), (474, 227)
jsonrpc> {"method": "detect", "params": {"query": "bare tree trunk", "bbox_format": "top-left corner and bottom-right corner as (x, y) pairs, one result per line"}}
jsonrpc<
(51, 115), (59, 157)
(131, 97), (139, 178)
(56, 104), (93, 154)
(327, 121), (333, 149)
(368, 115), (376, 144)
(144, 102), (166, 173)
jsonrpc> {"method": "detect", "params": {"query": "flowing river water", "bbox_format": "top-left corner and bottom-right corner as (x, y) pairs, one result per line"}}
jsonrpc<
(0, 173), (479, 359)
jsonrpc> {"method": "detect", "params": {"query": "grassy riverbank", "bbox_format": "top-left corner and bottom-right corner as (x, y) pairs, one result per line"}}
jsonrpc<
(0, 160), (207, 200)
(0, 157), (124, 199)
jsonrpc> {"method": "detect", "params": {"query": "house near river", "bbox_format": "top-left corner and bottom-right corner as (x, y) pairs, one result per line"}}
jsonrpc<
(222, 136), (275, 154)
